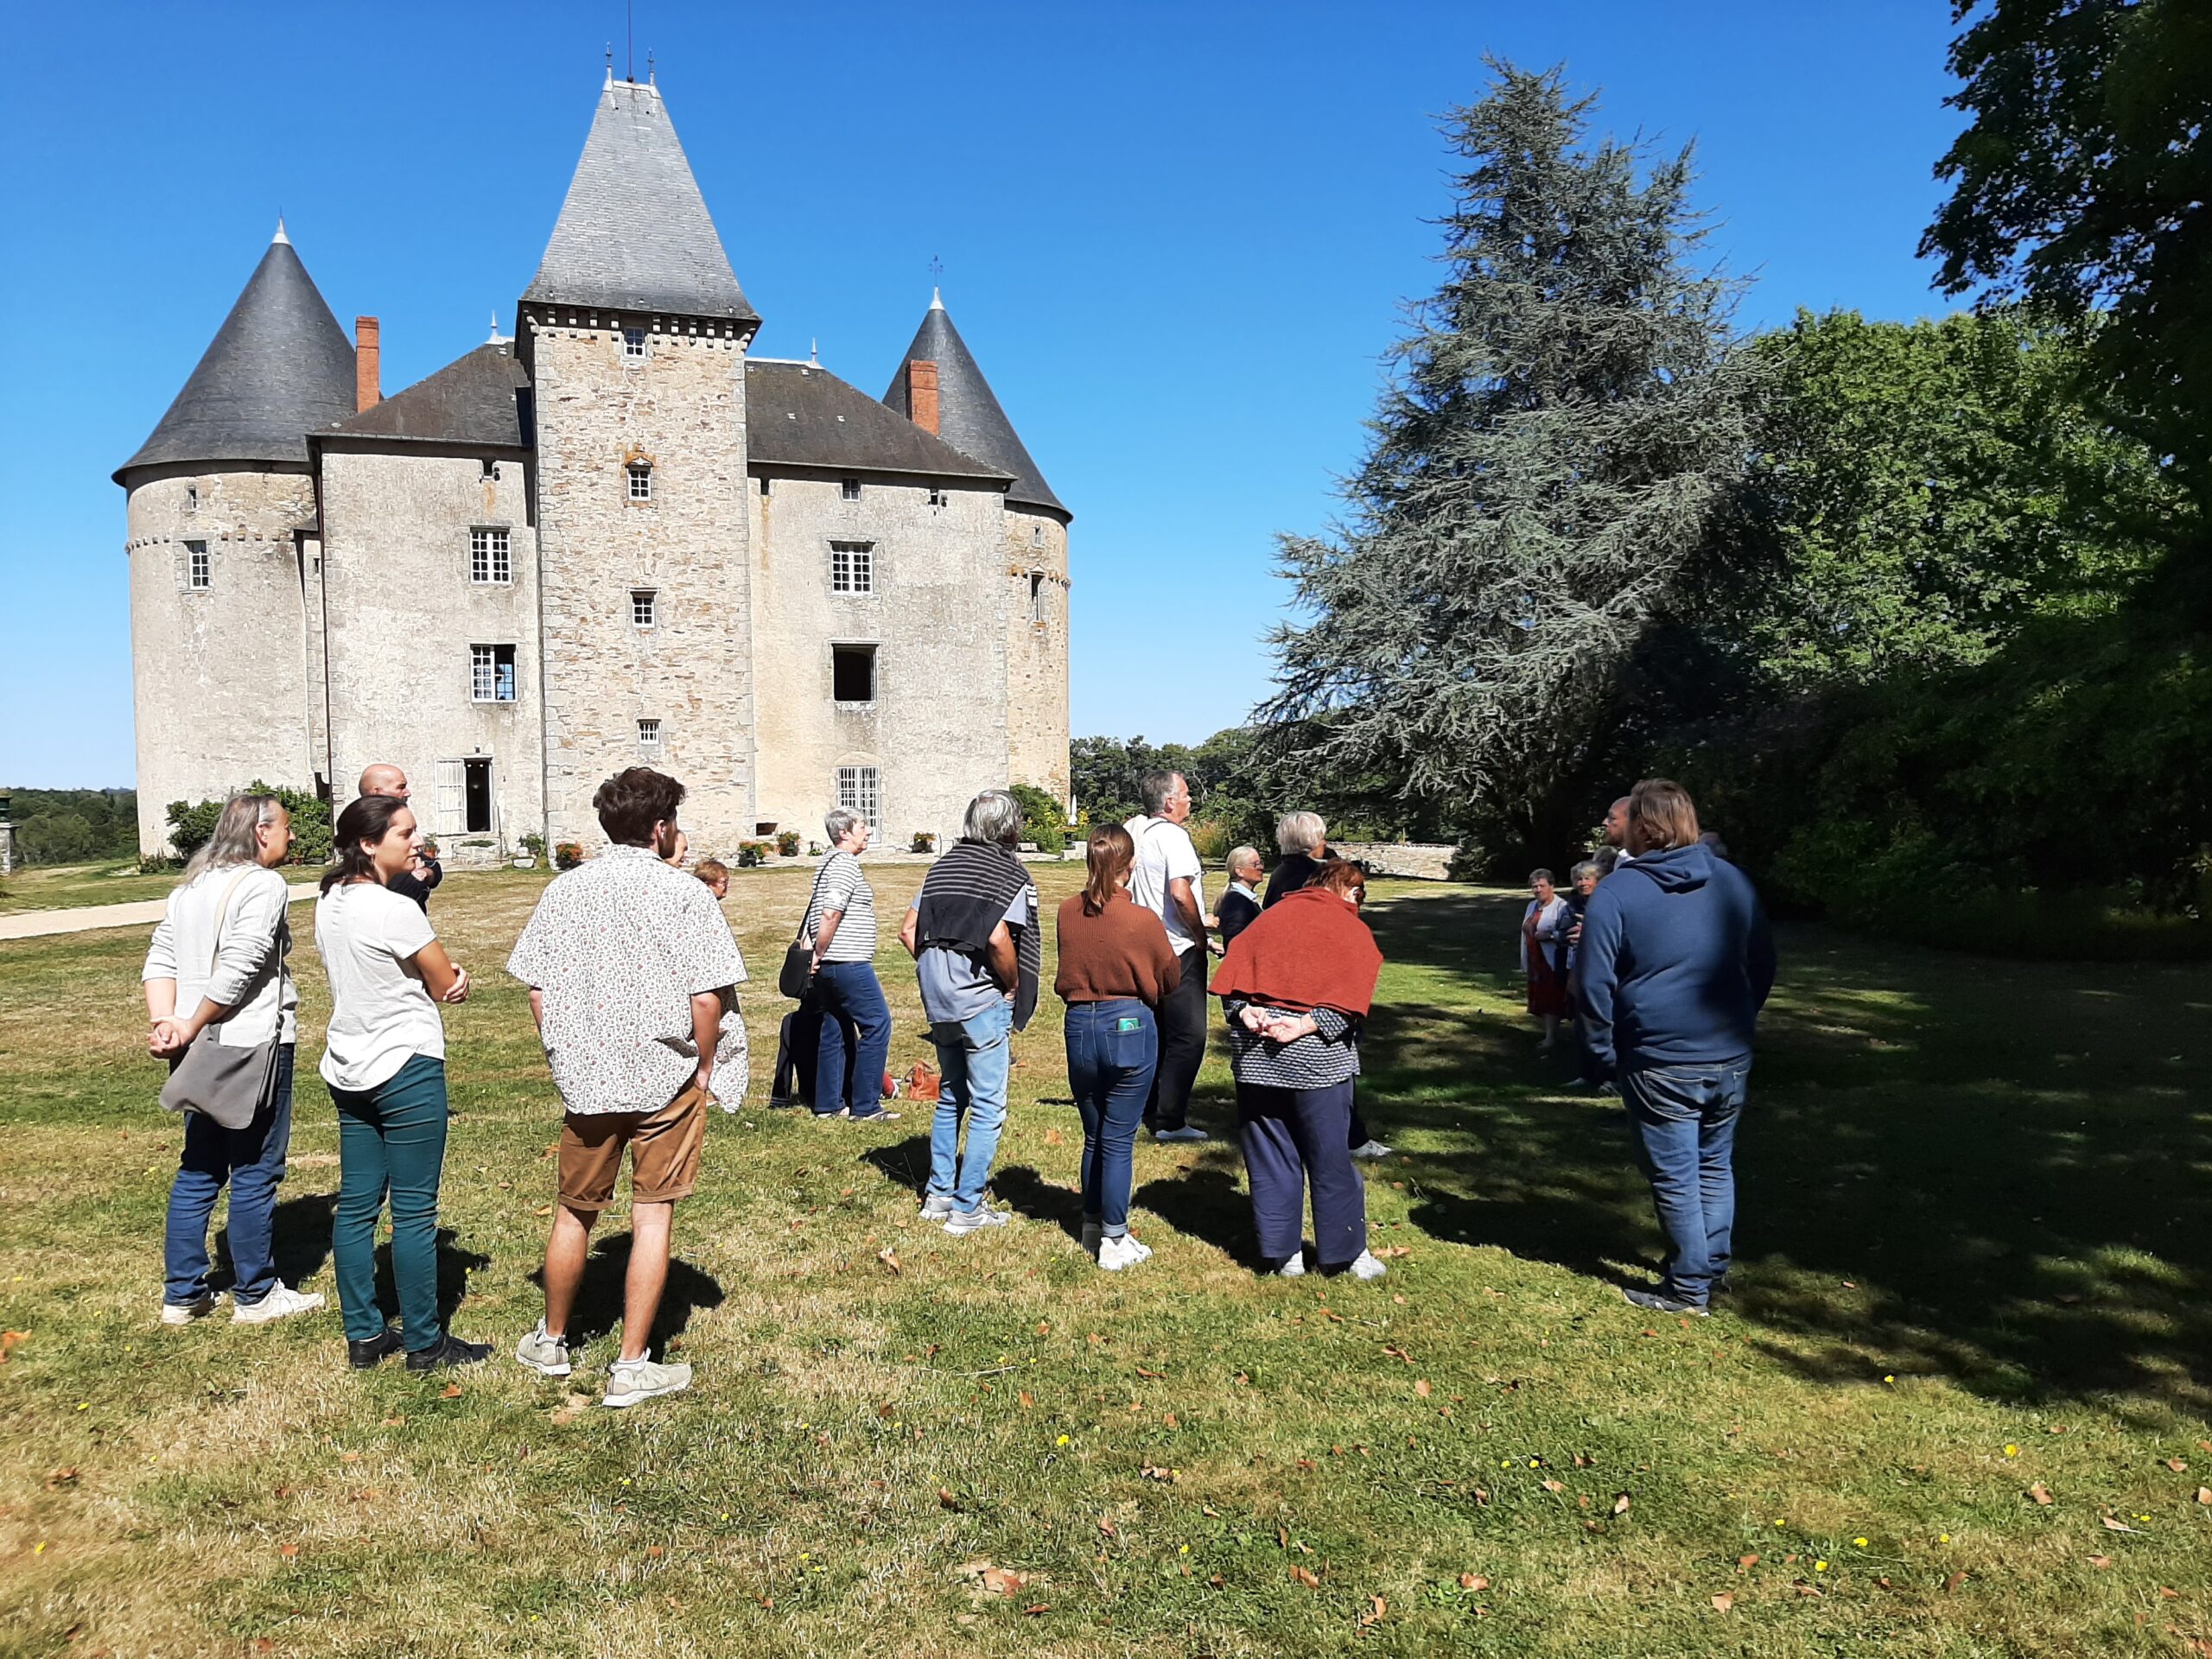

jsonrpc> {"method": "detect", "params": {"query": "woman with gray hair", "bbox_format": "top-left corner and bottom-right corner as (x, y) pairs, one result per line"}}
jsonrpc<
(143, 793), (325, 1327)
(1263, 810), (1332, 908)
(804, 806), (896, 1122)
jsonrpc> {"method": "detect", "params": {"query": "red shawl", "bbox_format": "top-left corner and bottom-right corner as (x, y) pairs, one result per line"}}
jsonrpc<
(1208, 884), (1384, 1016)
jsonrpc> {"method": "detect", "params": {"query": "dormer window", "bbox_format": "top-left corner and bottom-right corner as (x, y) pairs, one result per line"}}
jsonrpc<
(840, 478), (861, 502)
(622, 328), (648, 362)
(627, 460), (653, 502)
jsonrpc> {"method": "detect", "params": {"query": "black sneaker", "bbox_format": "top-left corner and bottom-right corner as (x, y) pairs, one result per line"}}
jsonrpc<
(404, 1332), (494, 1371)
(347, 1325), (405, 1370)
(1622, 1286), (1707, 1317)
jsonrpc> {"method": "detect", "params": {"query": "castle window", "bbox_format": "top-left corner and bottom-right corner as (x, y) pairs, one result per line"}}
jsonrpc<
(1029, 571), (1046, 624)
(830, 542), (873, 594)
(627, 461), (653, 501)
(469, 527), (512, 585)
(836, 765), (880, 831)
(631, 588), (658, 627)
(622, 328), (648, 362)
(1031, 525), (1045, 548)
(470, 643), (518, 703)
(185, 542), (210, 590)
(760, 475), (772, 497)
(637, 718), (661, 750)
(928, 486), (946, 509)
(832, 644), (876, 703)
(480, 458), (499, 481)
(840, 477), (861, 502)
(186, 486), (199, 513)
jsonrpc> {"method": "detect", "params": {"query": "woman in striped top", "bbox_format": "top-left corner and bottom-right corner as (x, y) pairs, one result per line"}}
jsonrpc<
(805, 808), (896, 1122)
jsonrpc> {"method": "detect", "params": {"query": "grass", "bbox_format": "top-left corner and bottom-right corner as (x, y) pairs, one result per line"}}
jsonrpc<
(0, 859), (197, 914)
(1, 864), (2208, 1656)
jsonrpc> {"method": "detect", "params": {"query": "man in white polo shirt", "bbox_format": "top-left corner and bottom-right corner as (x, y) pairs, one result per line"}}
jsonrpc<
(1124, 769), (1210, 1142)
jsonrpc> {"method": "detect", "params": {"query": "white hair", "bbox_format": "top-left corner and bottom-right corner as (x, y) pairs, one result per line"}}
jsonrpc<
(1227, 844), (1262, 874)
(963, 789), (1023, 847)
(1276, 810), (1325, 855)
(823, 806), (864, 845)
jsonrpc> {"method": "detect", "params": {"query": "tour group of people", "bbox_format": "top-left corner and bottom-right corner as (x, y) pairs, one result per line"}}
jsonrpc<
(144, 760), (1774, 1408)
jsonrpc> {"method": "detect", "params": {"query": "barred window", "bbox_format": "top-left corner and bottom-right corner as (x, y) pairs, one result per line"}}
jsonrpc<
(836, 765), (880, 830)
(638, 718), (661, 749)
(830, 541), (873, 594)
(627, 461), (653, 501)
(631, 588), (658, 627)
(469, 527), (512, 584)
(185, 541), (210, 590)
(470, 644), (518, 703)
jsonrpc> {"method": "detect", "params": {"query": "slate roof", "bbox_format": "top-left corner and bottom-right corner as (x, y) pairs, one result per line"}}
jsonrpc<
(524, 77), (757, 323)
(882, 295), (1065, 518)
(747, 359), (1013, 485)
(116, 229), (357, 482)
(323, 341), (531, 449)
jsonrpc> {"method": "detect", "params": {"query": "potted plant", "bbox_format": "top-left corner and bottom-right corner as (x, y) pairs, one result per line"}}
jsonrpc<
(910, 830), (937, 854)
(554, 841), (584, 871)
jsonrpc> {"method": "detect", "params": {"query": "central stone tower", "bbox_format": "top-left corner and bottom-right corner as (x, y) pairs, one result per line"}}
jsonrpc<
(518, 73), (762, 849)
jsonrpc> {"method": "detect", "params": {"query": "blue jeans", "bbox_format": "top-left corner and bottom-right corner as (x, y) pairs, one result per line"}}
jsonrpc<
(1065, 1000), (1157, 1236)
(813, 961), (893, 1118)
(331, 1054), (450, 1350)
(163, 1043), (296, 1307)
(926, 1001), (1014, 1212)
(1621, 1062), (1749, 1306)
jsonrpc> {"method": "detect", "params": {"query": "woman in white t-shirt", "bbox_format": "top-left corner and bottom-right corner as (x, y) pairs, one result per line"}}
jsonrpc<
(316, 793), (486, 1372)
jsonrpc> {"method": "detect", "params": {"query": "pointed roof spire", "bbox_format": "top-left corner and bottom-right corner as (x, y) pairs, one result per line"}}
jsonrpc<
(524, 78), (756, 323)
(271, 214), (290, 245)
(883, 294), (1065, 518)
(115, 233), (356, 484)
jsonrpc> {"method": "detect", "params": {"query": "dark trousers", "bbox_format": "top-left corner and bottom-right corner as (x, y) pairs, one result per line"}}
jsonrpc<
(331, 1054), (450, 1350)
(1143, 944), (1208, 1132)
(1065, 1000), (1159, 1236)
(1621, 1062), (1748, 1306)
(1236, 1078), (1366, 1269)
(813, 961), (893, 1117)
(163, 1043), (296, 1306)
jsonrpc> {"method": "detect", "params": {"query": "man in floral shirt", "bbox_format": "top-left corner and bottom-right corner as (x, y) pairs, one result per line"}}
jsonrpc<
(506, 768), (747, 1408)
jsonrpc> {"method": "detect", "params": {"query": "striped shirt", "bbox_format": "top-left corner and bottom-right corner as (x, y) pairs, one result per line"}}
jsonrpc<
(805, 852), (879, 963)
(1221, 997), (1363, 1088)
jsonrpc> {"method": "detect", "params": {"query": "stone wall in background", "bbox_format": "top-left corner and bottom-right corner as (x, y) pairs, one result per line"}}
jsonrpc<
(1334, 842), (1456, 880)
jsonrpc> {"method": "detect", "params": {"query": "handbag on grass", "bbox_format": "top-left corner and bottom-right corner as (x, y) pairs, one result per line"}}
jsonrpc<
(158, 869), (287, 1132)
(779, 863), (834, 1000)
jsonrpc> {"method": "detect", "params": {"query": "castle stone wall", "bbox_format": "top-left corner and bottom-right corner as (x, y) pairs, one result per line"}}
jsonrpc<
(317, 448), (544, 852)
(1004, 509), (1071, 803)
(524, 314), (757, 851)
(748, 471), (1009, 852)
(124, 467), (318, 854)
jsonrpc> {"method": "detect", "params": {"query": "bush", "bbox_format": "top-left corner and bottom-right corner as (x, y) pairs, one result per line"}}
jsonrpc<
(165, 782), (331, 865)
(1186, 819), (1232, 862)
(910, 831), (936, 854)
(137, 851), (182, 875)
(520, 833), (546, 864)
(553, 842), (584, 871)
(1007, 784), (1068, 855)
(776, 830), (801, 857)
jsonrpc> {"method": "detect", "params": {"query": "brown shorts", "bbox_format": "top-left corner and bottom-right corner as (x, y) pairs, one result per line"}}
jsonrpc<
(557, 1085), (709, 1211)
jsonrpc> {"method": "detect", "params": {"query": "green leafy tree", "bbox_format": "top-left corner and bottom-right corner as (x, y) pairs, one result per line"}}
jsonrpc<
(1006, 783), (1069, 856)
(1922, 0), (2210, 543)
(1264, 60), (1755, 859)
(166, 783), (332, 865)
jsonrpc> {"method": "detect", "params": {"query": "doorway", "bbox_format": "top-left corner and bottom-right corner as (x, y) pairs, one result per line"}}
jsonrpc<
(463, 757), (493, 834)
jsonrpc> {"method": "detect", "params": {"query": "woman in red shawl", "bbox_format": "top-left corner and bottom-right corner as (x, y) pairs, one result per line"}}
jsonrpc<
(1209, 861), (1389, 1280)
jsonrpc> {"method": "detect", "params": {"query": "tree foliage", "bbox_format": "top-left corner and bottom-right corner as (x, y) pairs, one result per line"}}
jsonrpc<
(1923, 0), (2211, 537)
(3, 788), (139, 866)
(1264, 60), (1755, 858)
(166, 784), (332, 865)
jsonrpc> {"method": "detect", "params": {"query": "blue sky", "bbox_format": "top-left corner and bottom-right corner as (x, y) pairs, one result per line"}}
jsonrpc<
(0, 1), (1964, 788)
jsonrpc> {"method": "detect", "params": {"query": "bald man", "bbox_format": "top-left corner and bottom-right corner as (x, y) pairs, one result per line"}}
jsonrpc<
(359, 765), (442, 912)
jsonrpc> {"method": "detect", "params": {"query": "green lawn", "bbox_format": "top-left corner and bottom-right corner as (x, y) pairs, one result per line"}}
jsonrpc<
(0, 859), (191, 913)
(1, 867), (2207, 1656)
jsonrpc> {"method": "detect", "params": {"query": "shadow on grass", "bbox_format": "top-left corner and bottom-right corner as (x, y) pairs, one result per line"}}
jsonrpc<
(1363, 886), (2212, 1411)
(530, 1233), (726, 1356)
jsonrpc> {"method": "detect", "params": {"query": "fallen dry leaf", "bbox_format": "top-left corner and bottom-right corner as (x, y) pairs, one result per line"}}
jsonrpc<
(1541, 1478), (1565, 1493)
(1022, 1603), (1049, 1617)
(1711, 1592), (1735, 1613)
(1035, 1321), (1051, 1337)
(1098, 1516), (1117, 1537)
(2158, 1586), (2182, 1599)
(2029, 1483), (2054, 1505)
(1414, 1379), (1433, 1398)
(1017, 1390), (1034, 1408)
(1044, 1128), (1064, 1146)
(44, 1469), (79, 1489)
(2089, 1554), (2113, 1568)
(876, 1247), (901, 1274)
(1795, 1580), (1823, 1599)
(1612, 1493), (1631, 1516)
(1135, 1365), (1165, 1379)
(1945, 1571), (1968, 1592)
(1738, 1553), (1760, 1568)
(937, 1489), (958, 1510)
(1164, 1412), (1179, 1429)
(2196, 1488), (2212, 1505)
(532, 1204), (553, 1217)
(441, 1383), (463, 1400)
(1459, 1573), (1490, 1591)
(2101, 1515), (2143, 1533)
(1140, 1464), (1178, 1483)
(277, 1544), (299, 1559)
(1289, 1566), (1320, 1588)
(2164, 1459), (2189, 1472)
(0, 1331), (30, 1362)
(1381, 1344), (1413, 1365)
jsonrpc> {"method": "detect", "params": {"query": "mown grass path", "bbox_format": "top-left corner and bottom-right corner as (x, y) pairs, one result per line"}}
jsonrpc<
(1, 868), (2206, 1656)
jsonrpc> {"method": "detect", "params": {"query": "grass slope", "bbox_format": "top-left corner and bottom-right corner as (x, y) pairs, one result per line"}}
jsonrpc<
(0, 867), (2207, 1656)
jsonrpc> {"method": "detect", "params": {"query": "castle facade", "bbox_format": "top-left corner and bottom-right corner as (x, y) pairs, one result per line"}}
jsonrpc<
(117, 73), (1071, 859)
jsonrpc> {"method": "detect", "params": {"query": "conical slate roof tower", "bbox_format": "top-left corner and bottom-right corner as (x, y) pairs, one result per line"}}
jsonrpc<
(115, 224), (356, 481)
(883, 291), (1065, 518)
(524, 73), (757, 322)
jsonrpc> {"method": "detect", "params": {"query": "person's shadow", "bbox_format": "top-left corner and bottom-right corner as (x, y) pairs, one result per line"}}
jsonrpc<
(530, 1233), (725, 1354)
(859, 1134), (937, 1199)
(1133, 1162), (1249, 1267)
(991, 1164), (1084, 1242)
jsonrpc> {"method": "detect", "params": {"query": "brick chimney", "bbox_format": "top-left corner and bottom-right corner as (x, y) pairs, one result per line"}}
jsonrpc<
(906, 359), (939, 435)
(355, 317), (380, 412)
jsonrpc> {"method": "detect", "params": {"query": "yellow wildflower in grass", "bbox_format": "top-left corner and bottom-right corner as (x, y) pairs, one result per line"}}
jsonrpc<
(2003, 1444), (2018, 1457)
(1854, 1537), (1868, 1548)
(1815, 1560), (1828, 1572)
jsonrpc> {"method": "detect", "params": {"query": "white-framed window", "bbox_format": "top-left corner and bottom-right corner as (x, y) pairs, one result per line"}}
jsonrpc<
(627, 461), (653, 501)
(638, 718), (661, 750)
(832, 644), (876, 703)
(185, 486), (199, 513)
(433, 759), (466, 836)
(830, 541), (873, 594)
(927, 486), (946, 509)
(469, 527), (512, 585)
(840, 477), (861, 502)
(1029, 571), (1046, 623)
(470, 643), (518, 702)
(836, 764), (880, 831)
(622, 327), (648, 361)
(631, 588), (658, 626)
(185, 541), (210, 590)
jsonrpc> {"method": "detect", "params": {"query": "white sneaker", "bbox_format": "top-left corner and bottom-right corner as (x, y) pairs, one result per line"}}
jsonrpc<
(602, 1357), (692, 1408)
(232, 1283), (325, 1325)
(918, 1192), (955, 1221)
(1097, 1234), (1151, 1272)
(1154, 1126), (1210, 1143)
(1349, 1140), (1394, 1160)
(515, 1321), (572, 1377)
(1274, 1251), (1307, 1278)
(1345, 1250), (1389, 1281)
(944, 1205), (1010, 1236)
(161, 1292), (220, 1325)
(1080, 1221), (1103, 1257)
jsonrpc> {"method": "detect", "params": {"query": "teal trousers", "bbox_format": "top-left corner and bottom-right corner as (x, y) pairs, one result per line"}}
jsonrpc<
(331, 1054), (449, 1351)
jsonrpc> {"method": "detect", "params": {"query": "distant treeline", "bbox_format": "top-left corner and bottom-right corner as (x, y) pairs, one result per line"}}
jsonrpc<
(3, 788), (139, 866)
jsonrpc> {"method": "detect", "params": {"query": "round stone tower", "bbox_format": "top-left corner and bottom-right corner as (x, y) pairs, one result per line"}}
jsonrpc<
(114, 222), (359, 854)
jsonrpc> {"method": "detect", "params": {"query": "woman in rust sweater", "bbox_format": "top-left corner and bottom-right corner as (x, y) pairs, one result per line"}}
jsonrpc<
(1055, 823), (1180, 1271)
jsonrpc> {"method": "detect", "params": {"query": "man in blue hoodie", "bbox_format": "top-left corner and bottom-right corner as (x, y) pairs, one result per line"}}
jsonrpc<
(1576, 779), (1776, 1315)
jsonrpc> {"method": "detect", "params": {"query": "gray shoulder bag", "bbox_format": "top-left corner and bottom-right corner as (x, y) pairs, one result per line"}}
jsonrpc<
(158, 871), (287, 1132)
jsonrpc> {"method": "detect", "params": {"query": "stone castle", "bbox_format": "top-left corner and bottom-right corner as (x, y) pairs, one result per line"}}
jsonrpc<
(117, 73), (1071, 860)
